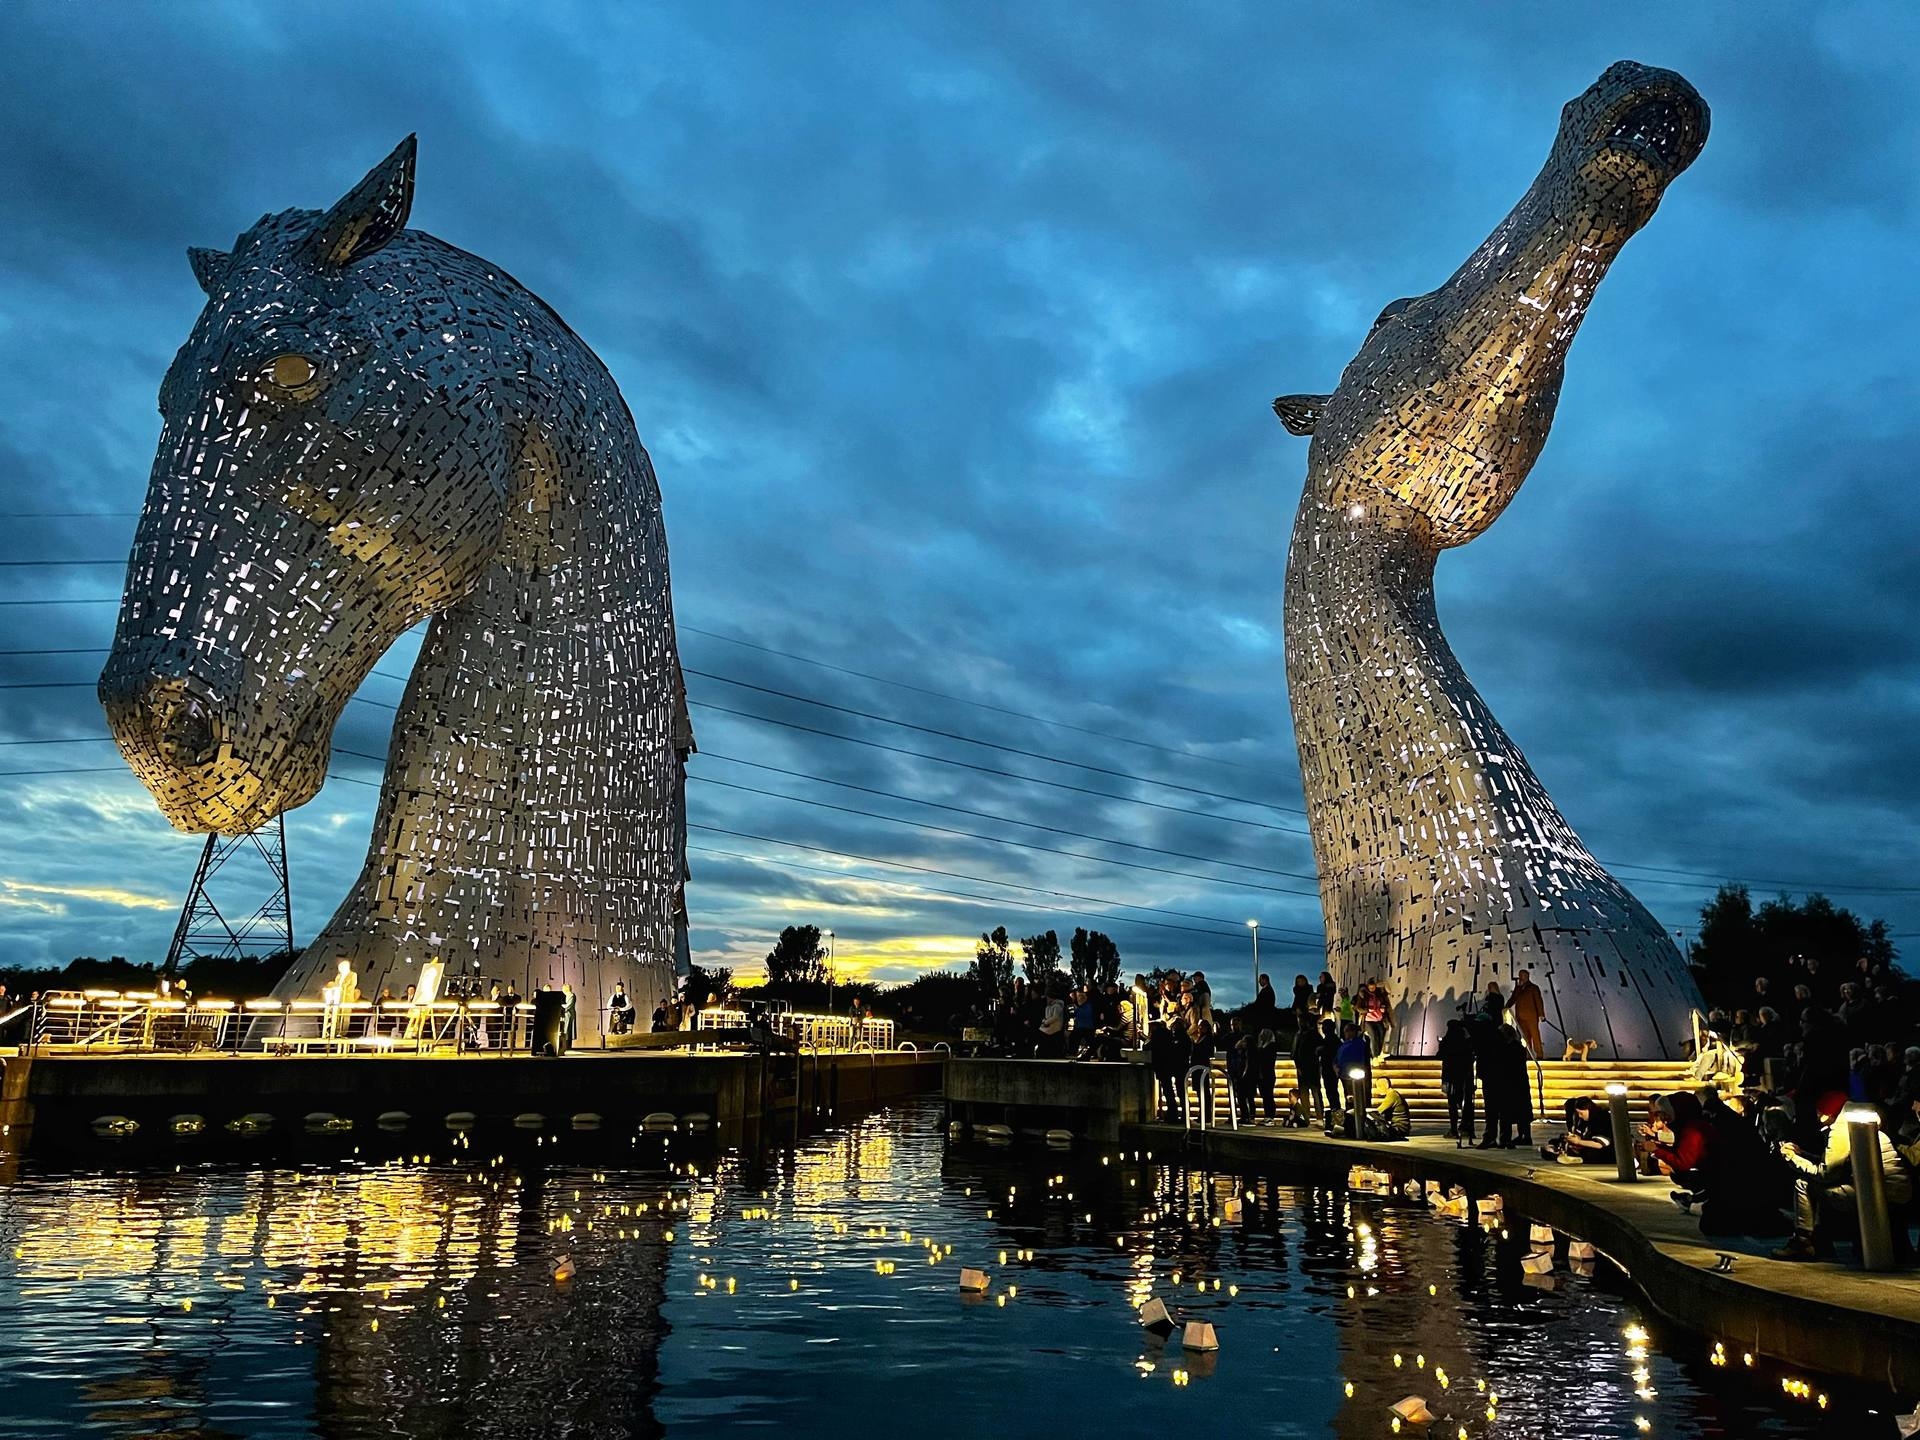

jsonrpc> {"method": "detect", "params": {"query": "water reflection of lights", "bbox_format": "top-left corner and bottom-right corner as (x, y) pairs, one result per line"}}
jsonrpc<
(0, 1103), (1880, 1436)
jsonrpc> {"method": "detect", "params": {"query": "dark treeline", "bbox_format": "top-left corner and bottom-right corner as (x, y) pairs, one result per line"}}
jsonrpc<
(0, 950), (300, 1004)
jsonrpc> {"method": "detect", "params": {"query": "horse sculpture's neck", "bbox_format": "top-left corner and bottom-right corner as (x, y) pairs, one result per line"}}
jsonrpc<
(1284, 471), (1692, 1060)
(281, 255), (690, 1030)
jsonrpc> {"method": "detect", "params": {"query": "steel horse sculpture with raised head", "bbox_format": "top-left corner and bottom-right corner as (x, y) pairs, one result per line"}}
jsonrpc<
(100, 137), (693, 1036)
(1274, 63), (1708, 1057)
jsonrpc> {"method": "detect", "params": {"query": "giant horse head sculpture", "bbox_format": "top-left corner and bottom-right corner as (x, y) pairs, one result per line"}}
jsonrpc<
(1275, 64), (1709, 1057)
(102, 138), (507, 829)
(101, 139), (693, 1030)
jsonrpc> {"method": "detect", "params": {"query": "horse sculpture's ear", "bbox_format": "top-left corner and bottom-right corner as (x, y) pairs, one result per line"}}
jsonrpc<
(1273, 394), (1329, 437)
(306, 134), (417, 268)
(187, 246), (230, 296)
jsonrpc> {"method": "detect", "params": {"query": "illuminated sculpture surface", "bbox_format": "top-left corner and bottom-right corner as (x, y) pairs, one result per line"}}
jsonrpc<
(1276, 63), (1707, 1057)
(100, 138), (692, 1035)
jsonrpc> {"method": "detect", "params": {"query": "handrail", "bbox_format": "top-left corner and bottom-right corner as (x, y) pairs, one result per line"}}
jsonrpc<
(933, 1042), (952, 1055)
(897, 1042), (917, 1053)
(1181, 1065), (1207, 1130)
(1180, 1062), (1239, 1132)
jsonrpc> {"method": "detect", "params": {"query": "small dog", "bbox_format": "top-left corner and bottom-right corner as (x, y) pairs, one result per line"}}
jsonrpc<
(1562, 1038), (1599, 1062)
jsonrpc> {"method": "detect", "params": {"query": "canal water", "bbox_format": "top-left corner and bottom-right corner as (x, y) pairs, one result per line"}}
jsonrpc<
(0, 1098), (1898, 1437)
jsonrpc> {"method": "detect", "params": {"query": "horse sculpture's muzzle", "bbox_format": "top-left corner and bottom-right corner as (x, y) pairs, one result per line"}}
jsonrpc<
(99, 646), (325, 835)
(101, 673), (225, 772)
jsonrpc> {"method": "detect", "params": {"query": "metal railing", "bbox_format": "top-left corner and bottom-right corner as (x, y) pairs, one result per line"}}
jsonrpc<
(1180, 1063), (1238, 1132)
(11, 990), (907, 1059)
(692, 1008), (895, 1054)
(14, 991), (534, 1056)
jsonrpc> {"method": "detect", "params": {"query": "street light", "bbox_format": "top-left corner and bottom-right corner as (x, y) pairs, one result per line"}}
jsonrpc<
(1247, 919), (1260, 996)
(825, 929), (836, 1014)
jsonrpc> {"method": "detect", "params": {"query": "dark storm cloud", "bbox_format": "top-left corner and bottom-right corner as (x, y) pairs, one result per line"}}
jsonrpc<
(0, 1), (1914, 990)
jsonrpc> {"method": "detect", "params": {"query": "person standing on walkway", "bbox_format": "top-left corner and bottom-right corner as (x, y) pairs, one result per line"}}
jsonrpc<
(1129, 973), (1151, 1048)
(1290, 1006), (1320, 1121)
(1316, 970), (1337, 1020)
(1317, 1018), (1343, 1123)
(1471, 1015), (1511, 1148)
(1039, 984), (1067, 1058)
(1290, 990), (1324, 1122)
(1361, 980), (1389, 1057)
(1189, 971), (1214, 1029)
(1509, 969), (1545, 1058)
(1247, 974), (1281, 1122)
(1438, 1017), (1477, 1141)
(1480, 980), (1507, 1027)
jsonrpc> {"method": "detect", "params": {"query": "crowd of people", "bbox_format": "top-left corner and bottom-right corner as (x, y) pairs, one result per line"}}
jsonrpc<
(969, 952), (1919, 1266)
(1628, 955), (1920, 1262)
(973, 974), (1165, 1063)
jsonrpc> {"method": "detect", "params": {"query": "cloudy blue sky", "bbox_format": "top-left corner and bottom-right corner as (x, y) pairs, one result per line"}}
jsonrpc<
(1, 2), (1915, 997)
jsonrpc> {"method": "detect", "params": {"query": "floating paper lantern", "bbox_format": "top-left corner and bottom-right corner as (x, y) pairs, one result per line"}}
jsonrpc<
(1391, 1397), (1435, 1425)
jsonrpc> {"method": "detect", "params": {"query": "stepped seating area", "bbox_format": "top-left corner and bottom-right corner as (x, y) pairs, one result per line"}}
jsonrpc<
(1199, 1057), (1696, 1129)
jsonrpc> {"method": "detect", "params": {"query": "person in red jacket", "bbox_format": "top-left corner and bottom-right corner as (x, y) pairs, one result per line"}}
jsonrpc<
(1643, 1092), (1714, 1187)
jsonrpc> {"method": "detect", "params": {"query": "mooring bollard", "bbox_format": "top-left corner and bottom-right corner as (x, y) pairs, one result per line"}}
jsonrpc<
(1606, 1084), (1638, 1184)
(1841, 1105), (1895, 1273)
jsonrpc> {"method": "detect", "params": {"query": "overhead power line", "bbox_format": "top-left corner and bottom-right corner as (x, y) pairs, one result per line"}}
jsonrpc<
(690, 699), (1306, 835)
(679, 620), (1271, 778)
(698, 750), (1317, 881)
(685, 665), (1303, 815)
(5, 617), (1918, 902)
(690, 771), (1324, 908)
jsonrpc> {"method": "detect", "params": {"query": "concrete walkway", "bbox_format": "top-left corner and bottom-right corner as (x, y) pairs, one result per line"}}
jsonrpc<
(1131, 1119), (1920, 1395)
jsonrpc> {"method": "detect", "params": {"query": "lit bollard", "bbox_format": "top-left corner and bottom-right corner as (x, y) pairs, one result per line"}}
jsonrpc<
(1842, 1105), (1895, 1273)
(1607, 1083), (1638, 1184)
(1348, 1067), (1369, 1140)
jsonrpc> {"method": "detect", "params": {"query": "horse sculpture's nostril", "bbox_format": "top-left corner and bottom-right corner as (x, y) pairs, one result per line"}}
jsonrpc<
(110, 676), (224, 770)
(159, 695), (220, 768)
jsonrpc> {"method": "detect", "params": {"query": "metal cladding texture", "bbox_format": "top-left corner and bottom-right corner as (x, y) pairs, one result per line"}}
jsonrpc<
(99, 137), (692, 1036)
(1279, 64), (1709, 1058)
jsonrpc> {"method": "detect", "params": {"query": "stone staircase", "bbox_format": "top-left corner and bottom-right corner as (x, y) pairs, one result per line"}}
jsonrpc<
(1200, 1057), (1696, 1129)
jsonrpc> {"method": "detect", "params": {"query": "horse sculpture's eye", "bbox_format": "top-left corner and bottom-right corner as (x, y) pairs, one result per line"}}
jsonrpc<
(267, 354), (318, 390)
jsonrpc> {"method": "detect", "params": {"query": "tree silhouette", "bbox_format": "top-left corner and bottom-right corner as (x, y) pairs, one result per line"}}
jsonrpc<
(764, 924), (828, 986)
(971, 926), (1014, 995)
(1070, 927), (1122, 989)
(1020, 930), (1061, 987)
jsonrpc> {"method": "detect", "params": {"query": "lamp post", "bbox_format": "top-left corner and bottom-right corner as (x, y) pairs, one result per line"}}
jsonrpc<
(1247, 919), (1260, 996)
(826, 929), (835, 1015)
(1842, 1104), (1896, 1272)
(1606, 1083), (1638, 1183)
